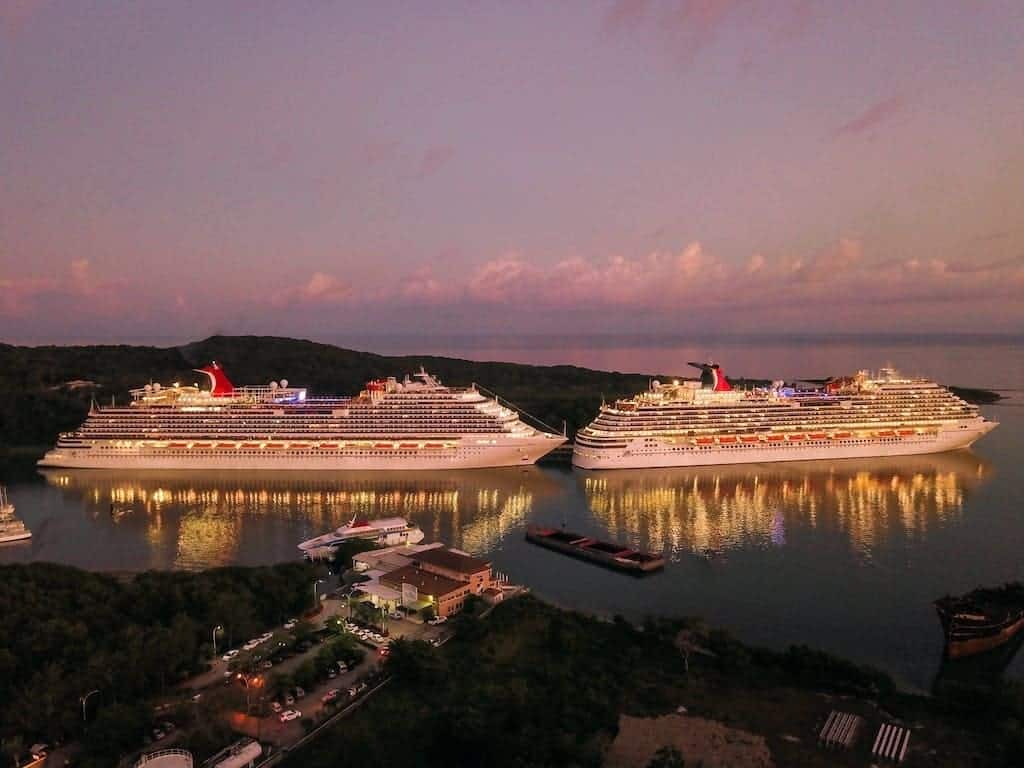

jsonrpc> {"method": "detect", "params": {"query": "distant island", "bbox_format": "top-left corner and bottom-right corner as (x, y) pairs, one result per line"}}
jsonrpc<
(0, 335), (1002, 454)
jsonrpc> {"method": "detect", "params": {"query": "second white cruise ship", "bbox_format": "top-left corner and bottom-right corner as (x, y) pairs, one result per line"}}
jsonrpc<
(38, 363), (566, 470)
(573, 363), (997, 470)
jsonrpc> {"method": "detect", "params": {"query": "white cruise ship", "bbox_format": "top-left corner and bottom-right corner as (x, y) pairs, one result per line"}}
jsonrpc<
(298, 516), (425, 559)
(38, 363), (565, 470)
(0, 487), (32, 544)
(573, 363), (997, 470)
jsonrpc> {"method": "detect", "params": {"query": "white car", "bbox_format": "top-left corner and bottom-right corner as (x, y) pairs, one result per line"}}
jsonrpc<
(279, 709), (301, 723)
(243, 640), (260, 651)
(427, 616), (447, 625)
(389, 611), (404, 620)
(283, 619), (297, 630)
(259, 632), (273, 643)
(221, 649), (240, 661)
(270, 701), (283, 713)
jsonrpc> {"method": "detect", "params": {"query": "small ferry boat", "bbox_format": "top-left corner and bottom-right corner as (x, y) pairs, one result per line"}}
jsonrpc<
(525, 525), (664, 573)
(0, 487), (32, 544)
(935, 584), (1024, 659)
(298, 516), (424, 560)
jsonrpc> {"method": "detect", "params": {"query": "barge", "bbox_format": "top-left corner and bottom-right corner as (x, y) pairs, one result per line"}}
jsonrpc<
(525, 525), (664, 573)
(935, 583), (1024, 659)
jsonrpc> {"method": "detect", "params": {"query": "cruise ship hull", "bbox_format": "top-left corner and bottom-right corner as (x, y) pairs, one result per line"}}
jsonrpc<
(572, 421), (995, 470)
(39, 436), (565, 471)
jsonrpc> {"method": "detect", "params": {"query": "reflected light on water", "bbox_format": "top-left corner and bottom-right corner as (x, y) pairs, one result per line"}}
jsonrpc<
(581, 452), (990, 561)
(40, 469), (557, 569)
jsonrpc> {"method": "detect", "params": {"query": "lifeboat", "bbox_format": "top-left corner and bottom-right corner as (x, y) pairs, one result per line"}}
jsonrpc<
(808, 433), (826, 440)
(740, 435), (761, 443)
(374, 443), (392, 449)
(242, 442), (260, 449)
(765, 434), (785, 442)
(787, 434), (806, 441)
(833, 432), (851, 439)
(695, 437), (714, 445)
(192, 442), (211, 448)
(877, 430), (895, 438)
(718, 436), (738, 444)
(898, 429), (915, 436)
(264, 443), (283, 449)
(169, 443), (187, 449)
(318, 443), (338, 449)
(400, 443), (418, 449)
(216, 442), (236, 449)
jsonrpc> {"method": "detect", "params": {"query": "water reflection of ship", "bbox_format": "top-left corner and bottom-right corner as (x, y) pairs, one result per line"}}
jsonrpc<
(39, 467), (561, 567)
(579, 452), (990, 558)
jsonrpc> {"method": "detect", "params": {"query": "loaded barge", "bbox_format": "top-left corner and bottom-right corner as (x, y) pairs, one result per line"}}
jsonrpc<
(525, 525), (664, 573)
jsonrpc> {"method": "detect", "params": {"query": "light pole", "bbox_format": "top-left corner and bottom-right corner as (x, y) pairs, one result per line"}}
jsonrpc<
(80, 689), (100, 724)
(313, 579), (325, 611)
(212, 624), (223, 657)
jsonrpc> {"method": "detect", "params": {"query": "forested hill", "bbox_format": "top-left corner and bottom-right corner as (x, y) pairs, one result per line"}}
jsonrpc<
(0, 336), (667, 450)
(0, 335), (1000, 452)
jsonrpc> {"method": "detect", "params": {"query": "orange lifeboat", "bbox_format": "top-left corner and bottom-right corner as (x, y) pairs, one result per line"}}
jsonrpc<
(192, 442), (211, 448)
(740, 435), (760, 443)
(877, 430), (895, 438)
(319, 443), (338, 449)
(169, 442), (187, 449)
(833, 432), (851, 439)
(898, 429), (915, 436)
(374, 442), (392, 449)
(787, 434), (806, 441)
(766, 434), (785, 442)
(718, 436), (738, 444)
(808, 433), (826, 440)
(695, 437), (714, 445)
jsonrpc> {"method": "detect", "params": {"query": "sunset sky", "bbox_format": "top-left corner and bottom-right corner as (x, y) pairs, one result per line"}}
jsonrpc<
(2, 1), (1022, 343)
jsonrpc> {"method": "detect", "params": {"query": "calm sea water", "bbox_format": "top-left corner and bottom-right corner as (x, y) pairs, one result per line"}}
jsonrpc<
(2, 336), (1021, 691)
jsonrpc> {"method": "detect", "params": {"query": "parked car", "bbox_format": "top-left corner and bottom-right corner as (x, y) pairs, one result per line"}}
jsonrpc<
(259, 632), (273, 643)
(337, 661), (348, 672)
(283, 619), (297, 630)
(284, 694), (295, 705)
(389, 611), (403, 620)
(427, 616), (447, 625)
(270, 701), (283, 713)
(152, 728), (166, 741)
(378, 646), (390, 658)
(259, 660), (273, 670)
(294, 687), (306, 699)
(221, 649), (240, 661)
(327, 668), (337, 678)
(321, 688), (340, 703)
(347, 686), (358, 697)
(279, 709), (301, 723)
(243, 640), (260, 651)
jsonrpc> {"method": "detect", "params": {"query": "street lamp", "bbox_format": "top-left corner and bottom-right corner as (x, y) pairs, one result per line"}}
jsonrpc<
(212, 624), (223, 657)
(80, 689), (100, 724)
(313, 579), (325, 610)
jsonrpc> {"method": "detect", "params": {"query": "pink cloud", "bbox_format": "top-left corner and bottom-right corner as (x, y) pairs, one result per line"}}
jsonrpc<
(271, 272), (353, 307)
(605, 0), (747, 68)
(0, 0), (46, 39)
(833, 94), (907, 138)
(417, 146), (456, 179)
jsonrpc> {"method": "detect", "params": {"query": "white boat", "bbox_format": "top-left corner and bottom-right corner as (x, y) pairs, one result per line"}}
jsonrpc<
(0, 487), (32, 544)
(38, 363), (565, 471)
(573, 363), (997, 470)
(298, 515), (425, 559)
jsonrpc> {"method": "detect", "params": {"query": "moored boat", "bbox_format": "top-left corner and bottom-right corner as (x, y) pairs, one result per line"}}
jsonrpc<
(0, 487), (32, 544)
(935, 584), (1024, 659)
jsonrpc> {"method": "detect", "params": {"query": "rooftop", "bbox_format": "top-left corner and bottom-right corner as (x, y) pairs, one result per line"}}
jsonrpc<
(412, 547), (491, 575)
(380, 564), (466, 598)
